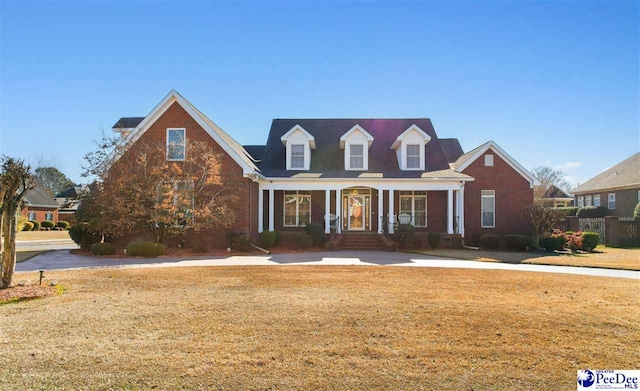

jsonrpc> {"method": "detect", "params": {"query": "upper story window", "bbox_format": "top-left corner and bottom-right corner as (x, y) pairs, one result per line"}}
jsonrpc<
(281, 125), (315, 170)
(391, 124), (431, 171)
(167, 128), (186, 161)
(340, 124), (374, 170)
(608, 193), (616, 209)
(291, 144), (305, 169)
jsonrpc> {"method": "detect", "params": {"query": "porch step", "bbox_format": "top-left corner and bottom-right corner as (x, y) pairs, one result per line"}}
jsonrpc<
(340, 233), (384, 250)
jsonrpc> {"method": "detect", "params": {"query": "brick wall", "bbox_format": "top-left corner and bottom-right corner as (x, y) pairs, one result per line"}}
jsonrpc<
(21, 207), (58, 223)
(462, 148), (533, 243)
(575, 188), (640, 217)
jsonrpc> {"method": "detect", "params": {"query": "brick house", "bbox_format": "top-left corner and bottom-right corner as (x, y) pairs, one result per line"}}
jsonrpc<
(572, 153), (640, 217)
(107, 90), (537, 247)
(21, 185), (59, 223)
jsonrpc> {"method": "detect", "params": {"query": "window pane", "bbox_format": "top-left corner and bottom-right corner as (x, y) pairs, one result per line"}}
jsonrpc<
(350, 144), (364, 169)
(593, 195), (600, 207)
(481, 194), (495, 227)
(167, 129), (185, 160)
(400, 197), (412, 214)
(406, 144), (420, 169)
(291, 144), (305, 168)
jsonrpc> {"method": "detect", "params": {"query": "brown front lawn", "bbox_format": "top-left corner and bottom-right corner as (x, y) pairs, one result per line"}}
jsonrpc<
(1, 266), (637, 390)
(419, 247), (640, 271)
(16, 230), (71, 241)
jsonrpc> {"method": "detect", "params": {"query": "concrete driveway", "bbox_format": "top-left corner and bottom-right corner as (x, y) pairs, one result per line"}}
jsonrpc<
(16, 249), (640, 279)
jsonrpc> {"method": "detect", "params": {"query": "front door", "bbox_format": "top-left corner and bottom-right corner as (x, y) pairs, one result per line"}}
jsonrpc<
(348, 195), (366, 230)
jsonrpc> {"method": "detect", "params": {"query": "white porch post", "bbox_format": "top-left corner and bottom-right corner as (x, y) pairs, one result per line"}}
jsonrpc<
(258, 188), (264, 233)
(324, 189), (331, 234)
(459, 185), (465, 237)
(455, 188), (460, 235)
(268, 189), (275, 232)
(335, 189), (341, 234)
(388, 189), (395, 234)
(377, 188), (384, 234)
(447, 189), (454, 234)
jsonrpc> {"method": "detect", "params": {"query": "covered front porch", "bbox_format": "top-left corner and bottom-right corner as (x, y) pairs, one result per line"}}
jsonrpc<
(257, 179), (469, 236)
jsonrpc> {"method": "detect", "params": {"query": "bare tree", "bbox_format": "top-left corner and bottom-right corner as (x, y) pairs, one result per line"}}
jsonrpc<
(531, 166), (572, 200)
(521, 204), (565, 249)
(1, 156), (36, 288)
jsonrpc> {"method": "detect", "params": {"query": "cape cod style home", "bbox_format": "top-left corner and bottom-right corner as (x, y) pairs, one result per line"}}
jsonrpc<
(110, 90), (537, 247)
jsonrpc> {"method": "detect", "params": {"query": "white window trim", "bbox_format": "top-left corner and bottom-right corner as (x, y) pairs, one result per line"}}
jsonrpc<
(406, 144), (422, 170)
(283, 191), (311, 227)
(281, 125), (315, 171)
(347, 143), (366, 170)
(290, 144), (305, 169)
(608, 193), (616, 209)
(481, 190), (495, 228)
(28, 212), (36, 221)
(399, 191), (427, 227)
(340, 124), (373, 171)
(391, 124), (430, 171)
(484, 154), (494, 166)
(166, 128), (186, 161)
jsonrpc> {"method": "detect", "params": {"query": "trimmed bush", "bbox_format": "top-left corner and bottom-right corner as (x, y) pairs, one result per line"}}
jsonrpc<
(226, 231), (252, 252)
(555, 207), (579, 217)
(581, 232), (600, 251)
(504, 234), (531, 251)
(69, 223), (102, 250)
(41, 220), (55, 229)
(479, 234), (500, 250)
(294, 233), (313, 250)
(305, 223), (324, 246)
(127, 241), (165, 257)
(56, 220), (70, 230)
(17, 215), (28, 232)
(428, 232), (441, 249)
(634, 202), (640, 218)
(260, 231), (279, 249)
(576, 206), (608, 218)
(30, 220), (40, 231)
(22, 221), (34, 231)
(396, 224), (415, 247)
(540, 236), (564, 252)
(190, 239), (208, 253)
(90, 242), (116, 256)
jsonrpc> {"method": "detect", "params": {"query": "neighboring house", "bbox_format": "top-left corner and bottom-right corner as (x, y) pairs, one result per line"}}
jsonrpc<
(572, 152), (640, 217)
(107, 90), (537, 247)
(55, 185), (89, 224)
(534, 185), (573, 207)
(21, 185), (59, 223)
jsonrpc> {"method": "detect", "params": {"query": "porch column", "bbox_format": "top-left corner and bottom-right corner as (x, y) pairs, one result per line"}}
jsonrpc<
(377, 188), (384, 234)
(388, 189), (395, 234)
(258, 188), (264, 233)
(335, 188), (341, 234)
(447, 189), (454, 234)
(268, 189), (275, 232)
(459, 185), (465, 237)
(324, 189), (331, 234)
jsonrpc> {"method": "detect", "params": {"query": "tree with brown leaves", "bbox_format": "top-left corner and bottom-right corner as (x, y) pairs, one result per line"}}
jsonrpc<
(1, 156), (36, 288)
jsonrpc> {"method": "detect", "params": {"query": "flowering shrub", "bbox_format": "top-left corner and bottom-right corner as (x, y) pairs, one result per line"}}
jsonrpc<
(565, 231), (584, 253)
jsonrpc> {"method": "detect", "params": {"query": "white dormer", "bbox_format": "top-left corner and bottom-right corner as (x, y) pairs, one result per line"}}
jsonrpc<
(340, 124), (374, 170)
(391, 124), (431, 170)
(281, 124), (316, 170)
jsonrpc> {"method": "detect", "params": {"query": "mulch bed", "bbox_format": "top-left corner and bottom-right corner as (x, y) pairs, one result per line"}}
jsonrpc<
(0, 285), (56, 304)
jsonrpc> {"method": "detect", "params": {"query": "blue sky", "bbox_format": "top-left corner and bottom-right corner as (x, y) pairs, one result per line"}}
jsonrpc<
(1, 0), (638, 188)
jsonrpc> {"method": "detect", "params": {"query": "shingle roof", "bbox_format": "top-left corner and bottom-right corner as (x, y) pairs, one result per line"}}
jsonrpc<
(243, 145), (266, 161)
(572, 152), (640, 194)
(450, 142), (488, 170)
(55, 185), (89, 198)
(439, 138), (464, 163)
(112, 117), (144, 129)
(259, 118), (457, 178)
(541, 184), (572, 199)
(24, 186), (59, 208)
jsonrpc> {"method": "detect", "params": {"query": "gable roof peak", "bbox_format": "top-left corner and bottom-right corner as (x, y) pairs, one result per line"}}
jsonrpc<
(339, 124), (374, 149)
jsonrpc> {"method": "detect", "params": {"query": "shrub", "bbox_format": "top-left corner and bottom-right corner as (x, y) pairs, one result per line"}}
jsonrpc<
(30, 220), (40, 231)
(555, 207), (579, 217)
(294, 233), (313, 250)
(504, 234), (531, 251)
(21, 221), (34, 231)
(41, 220), (55, 229)
(479, 234), (500, 249)
(56, 220), (70, 230)
(69, 223), (102, 250)
(305, 223), (324, 246)
(565, 232), (583, 252)
(634, 202), (640, 218)
(540, 236), (564, 252)
(581, 232), (600, 251)
(90, 242), (116, 256)
(576, 206), (608, 218)
(260, 231), (279, 249)
(190, 239), (208, 253)
(226, 231), (252, 252)
(17, 214), (28, 232)
(396, 224), (415, 247)
(127, 241), (165, 257)
(428, 232), (441, 249)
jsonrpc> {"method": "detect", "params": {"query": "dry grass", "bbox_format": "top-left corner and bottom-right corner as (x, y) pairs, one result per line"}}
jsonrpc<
(16, 230), (71, 241)
(419, 247), (640, 271)
(1, 266), (638, 390)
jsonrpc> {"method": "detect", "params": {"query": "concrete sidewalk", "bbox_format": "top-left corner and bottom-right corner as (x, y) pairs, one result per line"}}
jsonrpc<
(16, 249), (640, 279)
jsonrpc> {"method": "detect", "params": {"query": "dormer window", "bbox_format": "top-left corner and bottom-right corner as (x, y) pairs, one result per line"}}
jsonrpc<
(391, 124), (431, 171)
(281, 125), (315, 170)
(291, 144), (305, 169)
(340, 124), (374, 171)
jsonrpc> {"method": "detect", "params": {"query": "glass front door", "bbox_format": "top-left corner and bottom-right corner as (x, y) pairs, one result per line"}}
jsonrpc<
(348, 195), (366, 230)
